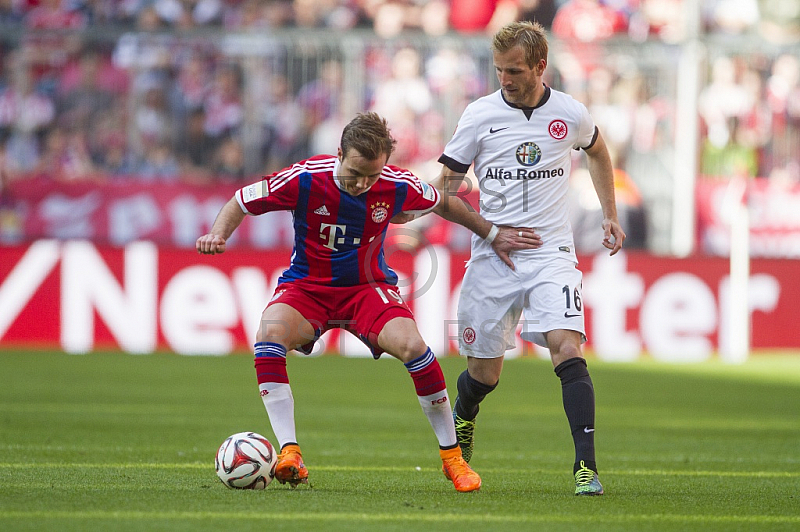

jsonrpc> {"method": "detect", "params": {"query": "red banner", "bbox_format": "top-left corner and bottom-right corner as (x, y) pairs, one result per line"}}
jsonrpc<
(696, 177), (800, 257)
(1, 242), (797, 361)
(1, 177), (295, 249)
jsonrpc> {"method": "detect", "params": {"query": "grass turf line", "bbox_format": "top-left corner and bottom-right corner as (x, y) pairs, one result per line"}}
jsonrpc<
(0, 350), (798, 531)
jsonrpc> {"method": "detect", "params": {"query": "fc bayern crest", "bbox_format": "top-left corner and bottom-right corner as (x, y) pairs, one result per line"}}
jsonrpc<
(371, 202), (390, 223)
(549, 119), (568, 140)
(463, 327), (476, 345)
(515, 142), (542, 166)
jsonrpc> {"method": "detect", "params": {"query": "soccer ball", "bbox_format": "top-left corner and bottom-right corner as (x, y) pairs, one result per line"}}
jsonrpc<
(215, 431), (277, 489)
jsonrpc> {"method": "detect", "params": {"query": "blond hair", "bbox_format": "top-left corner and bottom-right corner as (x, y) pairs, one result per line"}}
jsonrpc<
(492, 21), (549, 67)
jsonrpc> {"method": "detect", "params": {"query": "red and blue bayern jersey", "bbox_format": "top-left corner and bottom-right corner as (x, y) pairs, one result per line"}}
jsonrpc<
(235, 155), (440, 286)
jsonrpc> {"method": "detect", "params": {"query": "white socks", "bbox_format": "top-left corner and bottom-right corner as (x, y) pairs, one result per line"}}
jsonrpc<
(258, 382), (297, 448)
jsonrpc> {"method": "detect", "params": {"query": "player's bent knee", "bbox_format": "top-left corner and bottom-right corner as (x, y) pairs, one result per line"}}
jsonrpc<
(257, 322), (292, 344)
(388, 338), (428, 364)
(467, 356), (504, 385)
(398, 343), (429, 364)
(257, 320), (315, 349)
(551, 347), (583, 366)
(257, 328), (303, 349)
(377, 317), (428, 363)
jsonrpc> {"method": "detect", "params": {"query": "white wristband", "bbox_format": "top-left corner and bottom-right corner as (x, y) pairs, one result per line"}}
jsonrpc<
(484, 225), (499, 244)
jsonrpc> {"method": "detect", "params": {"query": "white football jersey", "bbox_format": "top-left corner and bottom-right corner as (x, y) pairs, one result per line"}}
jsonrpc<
(440, 86), (597, 263)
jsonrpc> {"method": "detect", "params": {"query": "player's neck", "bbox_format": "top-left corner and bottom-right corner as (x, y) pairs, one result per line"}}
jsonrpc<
(502, 83), (549, 110)
(525, 83), (547, 108)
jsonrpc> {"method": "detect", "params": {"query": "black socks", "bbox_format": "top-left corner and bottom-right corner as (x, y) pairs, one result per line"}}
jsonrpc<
(554, 357), (597, 474)
(454, 358), (598, 475)
(454, 370), (497, 421)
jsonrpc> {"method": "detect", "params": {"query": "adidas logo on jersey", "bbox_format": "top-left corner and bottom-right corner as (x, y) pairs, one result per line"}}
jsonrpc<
(314, 205), (331, 216)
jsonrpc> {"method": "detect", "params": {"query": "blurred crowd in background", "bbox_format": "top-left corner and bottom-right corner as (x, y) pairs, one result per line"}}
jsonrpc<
(0, 0), (796, 39)
(0, 0), (799, 253)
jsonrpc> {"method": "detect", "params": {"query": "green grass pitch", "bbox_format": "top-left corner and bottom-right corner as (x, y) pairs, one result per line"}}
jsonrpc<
(1, 350), (799, 531)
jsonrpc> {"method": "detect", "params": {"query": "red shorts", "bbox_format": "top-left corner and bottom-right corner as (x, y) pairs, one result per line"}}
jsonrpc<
(266, 280), (414, 358)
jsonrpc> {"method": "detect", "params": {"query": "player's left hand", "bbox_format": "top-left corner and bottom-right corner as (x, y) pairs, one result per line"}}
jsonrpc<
(602, 218), (626, 256)
(491, 226), (543, 270)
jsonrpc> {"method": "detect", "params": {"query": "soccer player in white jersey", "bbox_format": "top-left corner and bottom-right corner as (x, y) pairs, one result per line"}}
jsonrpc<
(436, 21), (626, 495)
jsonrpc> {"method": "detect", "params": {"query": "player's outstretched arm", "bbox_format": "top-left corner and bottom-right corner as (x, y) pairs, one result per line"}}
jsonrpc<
(585, 130), (626, 256)
(196, 196), (246, 255)
(431, 166), (542, 270)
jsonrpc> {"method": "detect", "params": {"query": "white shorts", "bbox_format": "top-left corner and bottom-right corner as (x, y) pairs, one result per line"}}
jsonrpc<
(457, 255), (586, 357)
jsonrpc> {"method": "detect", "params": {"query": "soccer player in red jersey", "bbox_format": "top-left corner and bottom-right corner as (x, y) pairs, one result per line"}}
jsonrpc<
(196, 112), (539, 492)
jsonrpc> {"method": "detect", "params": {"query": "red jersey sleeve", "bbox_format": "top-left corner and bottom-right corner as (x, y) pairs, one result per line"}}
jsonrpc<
(235, 161), (303, 215)
(386, 165), (440, 215)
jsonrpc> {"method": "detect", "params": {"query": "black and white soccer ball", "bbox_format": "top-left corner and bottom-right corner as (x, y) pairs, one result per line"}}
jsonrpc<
(215, 431), (277, 489)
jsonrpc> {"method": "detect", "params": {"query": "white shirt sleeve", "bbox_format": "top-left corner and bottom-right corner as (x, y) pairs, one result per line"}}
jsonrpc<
(575, 101), (597, 150)
(442, 104), (478, 169)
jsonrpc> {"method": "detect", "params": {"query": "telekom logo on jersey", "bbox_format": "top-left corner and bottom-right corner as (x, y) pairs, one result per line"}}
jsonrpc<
(319, 223), (347, 251)
(319, 223), (379, 251)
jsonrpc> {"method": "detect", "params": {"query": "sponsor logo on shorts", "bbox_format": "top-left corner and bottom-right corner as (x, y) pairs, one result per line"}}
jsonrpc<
(549, 119), (568, 140)
(559, 246), (571, 253)
(463, 327), (476, 344)
(260, 389), (269, 396)
(371, 202), (390, 223)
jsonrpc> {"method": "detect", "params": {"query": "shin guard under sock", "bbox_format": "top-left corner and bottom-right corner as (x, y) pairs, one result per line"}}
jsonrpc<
(254, 342), (297, 448)
(405, 348), (456, 448)
(454, 369), (497, 421)
(554, 357), (597, 473)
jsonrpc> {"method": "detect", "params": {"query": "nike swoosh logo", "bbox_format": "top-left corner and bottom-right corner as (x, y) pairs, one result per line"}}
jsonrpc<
(564, 312), (581, 318)
(584, 427), (595, 433)
(489, 127), (508, 134)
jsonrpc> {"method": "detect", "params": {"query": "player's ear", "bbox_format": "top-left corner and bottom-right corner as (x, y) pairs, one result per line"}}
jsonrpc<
(337, 147), (343, 161)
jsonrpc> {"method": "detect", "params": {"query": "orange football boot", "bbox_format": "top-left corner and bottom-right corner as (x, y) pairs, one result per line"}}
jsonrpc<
(440, 446), (481, 492)
(274, 444), (309, 487)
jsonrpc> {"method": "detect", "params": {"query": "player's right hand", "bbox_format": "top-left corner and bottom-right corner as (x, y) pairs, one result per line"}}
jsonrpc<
(196, 234), (227, 255)
(389, 211), (419, 224)
(491, 226), (542, 270)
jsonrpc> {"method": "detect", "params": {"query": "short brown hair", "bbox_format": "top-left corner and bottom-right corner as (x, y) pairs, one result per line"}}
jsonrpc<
(492, 21), (548, 68)
(340, 112), (397, 161)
